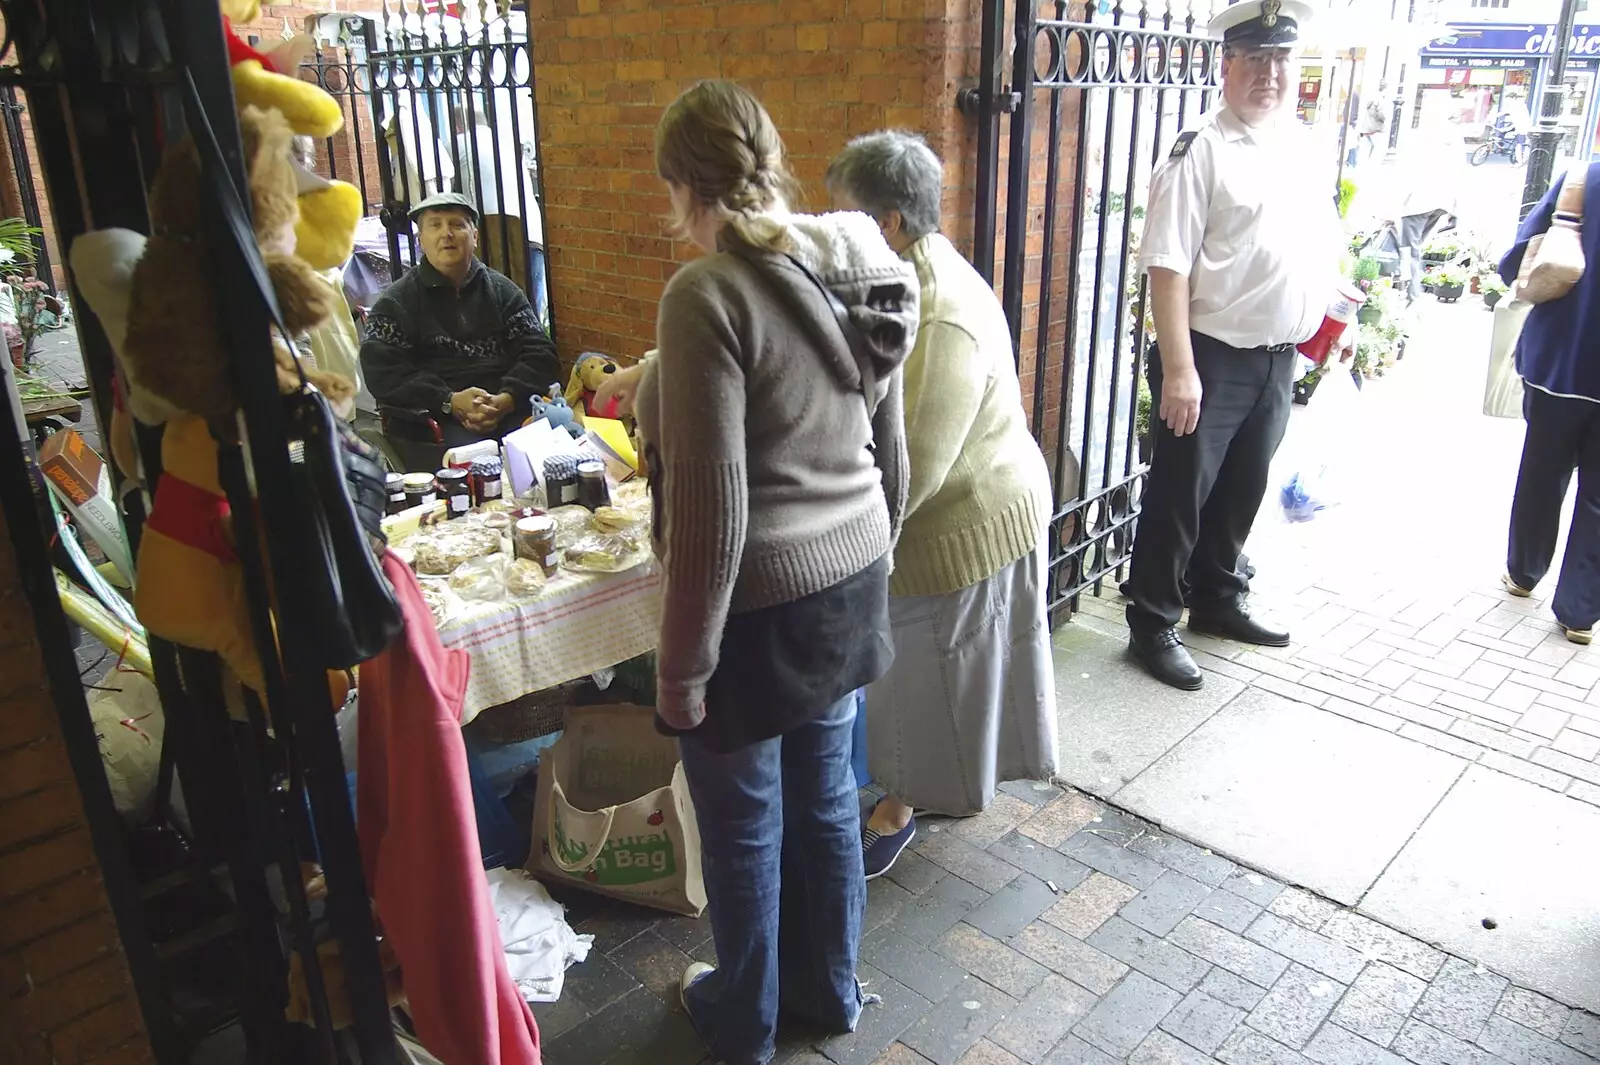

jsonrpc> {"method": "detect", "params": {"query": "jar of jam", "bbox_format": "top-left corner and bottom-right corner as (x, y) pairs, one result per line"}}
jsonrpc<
(577, 460), (610, 511)
(543, 455), (580, 508)
(437, 468), (472, 518)
(471, 457), (504, 507)
(384, 472), (407, 516)
(514, 515), (559, 577)
(401, 472), (437, 509)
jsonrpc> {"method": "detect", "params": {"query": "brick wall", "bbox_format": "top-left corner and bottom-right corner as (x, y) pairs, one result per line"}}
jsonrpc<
(0, 505), (153, 1064)
(527, 0), (988, 363)
(525, 0), (1083, 504)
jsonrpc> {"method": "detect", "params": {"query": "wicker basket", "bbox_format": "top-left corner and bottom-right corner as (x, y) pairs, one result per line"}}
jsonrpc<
(471, 682), (583, 746)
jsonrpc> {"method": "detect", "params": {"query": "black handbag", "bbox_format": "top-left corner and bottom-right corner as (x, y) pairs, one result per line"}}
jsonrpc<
(181, 72), (403, 669)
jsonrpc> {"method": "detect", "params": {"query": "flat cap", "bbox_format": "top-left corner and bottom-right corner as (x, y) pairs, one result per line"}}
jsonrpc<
(408, 191), (480, 224)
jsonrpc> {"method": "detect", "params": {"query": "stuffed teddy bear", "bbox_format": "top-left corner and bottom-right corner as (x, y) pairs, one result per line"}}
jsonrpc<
(124, 104), (354, 424)
(564, 351), (622, 424)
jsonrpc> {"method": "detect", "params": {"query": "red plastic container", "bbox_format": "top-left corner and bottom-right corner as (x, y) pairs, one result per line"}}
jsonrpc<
(1297, 282), (1367, 368)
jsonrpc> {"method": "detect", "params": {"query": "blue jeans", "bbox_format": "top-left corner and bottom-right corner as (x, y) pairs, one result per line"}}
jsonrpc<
(678, 694), (868, 1065)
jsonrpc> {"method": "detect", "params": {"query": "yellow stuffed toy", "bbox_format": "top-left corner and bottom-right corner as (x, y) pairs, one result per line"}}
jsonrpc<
(221, 0), (360, 272)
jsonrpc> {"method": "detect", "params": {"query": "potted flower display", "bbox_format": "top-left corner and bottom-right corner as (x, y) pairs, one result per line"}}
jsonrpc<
(1422, 234), (1462, 265)
(1431, 267), (1467, 302)
(1482, 274), (1509, 309)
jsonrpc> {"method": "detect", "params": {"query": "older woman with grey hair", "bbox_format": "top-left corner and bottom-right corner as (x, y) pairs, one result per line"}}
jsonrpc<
(827, 131), (1058, 879)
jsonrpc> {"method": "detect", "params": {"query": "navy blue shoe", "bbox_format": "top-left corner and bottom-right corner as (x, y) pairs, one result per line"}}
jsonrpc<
(862, 814), (917, 881)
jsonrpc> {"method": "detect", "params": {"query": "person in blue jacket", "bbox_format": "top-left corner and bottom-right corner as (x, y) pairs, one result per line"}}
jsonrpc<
(1497, 163), (1600, 645)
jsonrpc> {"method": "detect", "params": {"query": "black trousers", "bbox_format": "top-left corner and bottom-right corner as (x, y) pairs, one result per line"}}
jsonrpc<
(1126, 333), (1295, 634)
(1508, 386), (1600, 631)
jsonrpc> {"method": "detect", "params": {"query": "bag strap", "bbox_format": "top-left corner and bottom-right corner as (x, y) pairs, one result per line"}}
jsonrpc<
(779, 253), (879, 415)
(178, 71), (311, 393)
(546, 782), (618, 874)
(1555, 162), (1588, 225)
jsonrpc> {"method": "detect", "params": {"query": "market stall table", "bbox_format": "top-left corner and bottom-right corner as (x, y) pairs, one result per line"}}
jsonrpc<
(436, 557), (661, 723)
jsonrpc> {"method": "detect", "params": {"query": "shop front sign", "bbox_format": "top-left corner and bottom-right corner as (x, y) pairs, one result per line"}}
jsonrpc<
(1424, 22), (1600, 58)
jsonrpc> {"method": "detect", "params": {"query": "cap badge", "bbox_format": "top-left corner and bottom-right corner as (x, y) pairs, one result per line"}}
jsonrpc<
(1262, 0), (1281, 27)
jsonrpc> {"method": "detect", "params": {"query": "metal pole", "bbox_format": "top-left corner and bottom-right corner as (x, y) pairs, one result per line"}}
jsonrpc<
(1523, 0), (1583, 216)
(1334, 49), (1360, 208)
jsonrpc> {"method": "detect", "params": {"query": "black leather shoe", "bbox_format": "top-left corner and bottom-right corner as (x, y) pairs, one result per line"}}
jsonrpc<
(1188, 601), (1291, 647)
(1129, 628), (1205, 691)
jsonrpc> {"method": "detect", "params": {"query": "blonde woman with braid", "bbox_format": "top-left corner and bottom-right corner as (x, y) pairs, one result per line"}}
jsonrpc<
(598, 81), (919, 1065)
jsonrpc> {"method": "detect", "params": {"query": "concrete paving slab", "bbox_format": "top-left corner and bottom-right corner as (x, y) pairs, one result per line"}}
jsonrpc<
(1054, 633), (1245, 800)
(1361, 765), (1600, 1013)
(1113, 688), (1467, 905)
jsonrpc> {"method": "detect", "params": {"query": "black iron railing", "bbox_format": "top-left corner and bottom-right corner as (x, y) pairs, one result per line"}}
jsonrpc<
(971, 0), (1220, 622)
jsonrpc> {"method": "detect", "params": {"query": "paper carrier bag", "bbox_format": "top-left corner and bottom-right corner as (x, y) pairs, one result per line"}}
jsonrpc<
(528, 704), (706, 916)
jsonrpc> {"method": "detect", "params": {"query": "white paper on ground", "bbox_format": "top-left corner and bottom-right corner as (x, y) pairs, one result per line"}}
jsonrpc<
(485, 866), (593, 1003)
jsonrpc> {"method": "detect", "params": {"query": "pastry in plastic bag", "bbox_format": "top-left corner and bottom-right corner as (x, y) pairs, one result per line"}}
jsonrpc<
(449, 554), (508, 601)
(411, 525), (503, 575)
(417, 578), (457, 626)
(589, 506), (629, 533)
(506, 558), (547, 598)
(563, 532), (645, 574)
(548, 505), (596, 550)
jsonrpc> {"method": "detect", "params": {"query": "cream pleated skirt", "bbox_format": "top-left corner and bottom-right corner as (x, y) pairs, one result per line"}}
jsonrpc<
(866, 547), (1059, 816)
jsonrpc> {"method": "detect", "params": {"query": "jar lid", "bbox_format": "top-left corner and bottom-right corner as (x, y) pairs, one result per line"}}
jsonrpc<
(437, 468), (469, 483)
(471, 457), (503, 475)
(402, 473), (436, 489)
(385, 472), (405, 487)
(577, 460), (605, 476)
(516, 516), (556, 533)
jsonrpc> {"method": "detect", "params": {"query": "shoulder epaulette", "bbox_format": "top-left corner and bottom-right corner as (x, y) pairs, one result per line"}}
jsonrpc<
(1168, 131), (1199, 159)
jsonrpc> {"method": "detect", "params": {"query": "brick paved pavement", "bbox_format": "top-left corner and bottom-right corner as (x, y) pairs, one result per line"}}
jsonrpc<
(1070, 580), (1600, 812)
(532, 782), (1600, 1065)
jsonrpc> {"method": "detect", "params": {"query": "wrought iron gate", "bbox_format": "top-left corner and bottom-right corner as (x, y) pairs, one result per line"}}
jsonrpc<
(356, 16), (551, 324)
(971, 0), (1220, 621)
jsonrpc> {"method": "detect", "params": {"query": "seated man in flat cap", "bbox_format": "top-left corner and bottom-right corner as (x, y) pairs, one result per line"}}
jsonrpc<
(1124, 0), (1350, 690)
(360, 191), (560, 448)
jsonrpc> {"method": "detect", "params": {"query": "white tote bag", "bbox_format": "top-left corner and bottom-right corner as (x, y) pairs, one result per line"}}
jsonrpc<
(1483, 299), (1532, 419)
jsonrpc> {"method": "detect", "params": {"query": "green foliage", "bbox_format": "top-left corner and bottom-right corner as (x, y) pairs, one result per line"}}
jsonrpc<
(1481, 274), (1509, 296)
(1337, 178), (1357, 219)
(1135, 372), (1152, 439)
(0, 218), (40, 265)
(1351, 256), (1382, 284)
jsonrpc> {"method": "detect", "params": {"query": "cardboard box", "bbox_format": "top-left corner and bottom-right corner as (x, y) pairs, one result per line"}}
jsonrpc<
(37, 429), (134, 579)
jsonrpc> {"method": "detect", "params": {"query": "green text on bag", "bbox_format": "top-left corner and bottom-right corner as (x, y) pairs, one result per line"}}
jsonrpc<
(553, 818), (678, 886)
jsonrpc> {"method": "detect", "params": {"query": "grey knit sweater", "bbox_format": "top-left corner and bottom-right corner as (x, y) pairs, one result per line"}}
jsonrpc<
(636, 212), (920, 729)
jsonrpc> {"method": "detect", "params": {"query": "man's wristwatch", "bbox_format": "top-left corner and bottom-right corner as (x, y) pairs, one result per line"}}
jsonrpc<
(441, 394), (454, 416)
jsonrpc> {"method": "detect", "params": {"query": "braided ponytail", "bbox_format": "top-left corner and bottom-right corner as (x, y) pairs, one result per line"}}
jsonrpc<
(656, 81), (800, 254)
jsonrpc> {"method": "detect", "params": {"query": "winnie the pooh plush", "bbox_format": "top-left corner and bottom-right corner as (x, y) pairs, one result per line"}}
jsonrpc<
(74, 105), (358, 692)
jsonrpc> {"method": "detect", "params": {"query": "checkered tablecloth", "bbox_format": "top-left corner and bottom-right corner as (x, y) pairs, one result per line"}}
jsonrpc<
(437, 559), (662, 723)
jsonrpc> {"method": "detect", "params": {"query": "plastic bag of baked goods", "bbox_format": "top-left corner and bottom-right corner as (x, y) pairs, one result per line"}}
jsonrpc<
(563, 532), (646, 574)
(505, 558), (548, 599)
(548, 506), (595, 550)
(411, 523), (503, 575)
(449, 554), (508, 602)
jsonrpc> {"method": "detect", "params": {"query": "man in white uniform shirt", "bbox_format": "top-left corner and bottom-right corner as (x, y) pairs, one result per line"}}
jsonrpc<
(1126, 0), (1349, 690)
